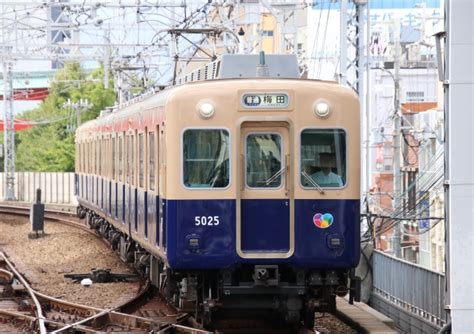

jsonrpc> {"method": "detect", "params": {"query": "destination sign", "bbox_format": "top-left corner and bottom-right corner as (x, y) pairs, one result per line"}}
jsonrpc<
(241, 93), (289, 109)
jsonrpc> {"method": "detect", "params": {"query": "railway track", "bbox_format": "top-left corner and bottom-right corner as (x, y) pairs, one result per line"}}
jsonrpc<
(0, 251), (45, 333)
(0, 204), (210, 333)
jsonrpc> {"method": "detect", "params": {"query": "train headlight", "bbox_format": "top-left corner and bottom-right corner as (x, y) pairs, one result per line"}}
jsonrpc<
(197, 101), (215, 119)
(313, 100), (330, 118)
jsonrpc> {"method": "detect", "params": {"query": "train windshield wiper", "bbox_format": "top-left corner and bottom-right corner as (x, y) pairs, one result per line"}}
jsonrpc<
(262, 167), (286, 186)
(301, 170), (325, 194)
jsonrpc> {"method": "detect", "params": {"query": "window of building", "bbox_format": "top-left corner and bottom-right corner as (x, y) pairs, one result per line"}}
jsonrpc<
(262, 30), (274, 37)
(183, 129), (230, 188)
(300, 129), (347, 188)
(245, 133), (282, 188)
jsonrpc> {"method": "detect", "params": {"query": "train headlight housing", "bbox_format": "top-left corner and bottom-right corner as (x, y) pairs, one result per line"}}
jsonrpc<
(313, 100), (331, 118)
(197, 101), (215, 119)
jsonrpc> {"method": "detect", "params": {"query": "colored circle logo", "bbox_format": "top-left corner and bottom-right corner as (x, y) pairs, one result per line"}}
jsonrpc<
(313, 213), (334, 229)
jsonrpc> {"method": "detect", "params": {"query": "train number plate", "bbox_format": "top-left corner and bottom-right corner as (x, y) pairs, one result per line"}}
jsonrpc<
(241, 93), (289, 109)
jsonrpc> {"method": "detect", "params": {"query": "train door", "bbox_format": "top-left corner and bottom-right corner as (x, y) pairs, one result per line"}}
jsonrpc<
(238, 122), (294, 258)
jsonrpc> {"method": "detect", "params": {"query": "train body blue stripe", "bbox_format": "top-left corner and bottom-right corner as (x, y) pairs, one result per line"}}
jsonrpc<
(76, 178), (359, 270)
(165, 198), (359, 269)
(166, 199), (236, 268)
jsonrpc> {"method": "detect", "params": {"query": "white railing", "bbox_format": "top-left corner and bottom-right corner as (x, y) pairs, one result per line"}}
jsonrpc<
(0, 172), (77, 205)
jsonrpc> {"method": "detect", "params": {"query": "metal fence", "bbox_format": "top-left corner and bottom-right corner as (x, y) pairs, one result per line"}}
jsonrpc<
(0, 172), (77, 205)
(372, 250), (448, 329)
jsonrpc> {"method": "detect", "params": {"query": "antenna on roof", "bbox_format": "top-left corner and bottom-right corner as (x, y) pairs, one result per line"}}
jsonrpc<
(256, 51), (270, 77)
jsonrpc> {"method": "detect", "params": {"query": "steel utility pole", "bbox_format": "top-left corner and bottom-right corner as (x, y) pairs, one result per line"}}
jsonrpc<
(445, 0), (474, 331)
(63, 99), (92, 131)
(339, 0), (367, 93)
(391, 19), (402, 259)
(2, 52), (15, 201)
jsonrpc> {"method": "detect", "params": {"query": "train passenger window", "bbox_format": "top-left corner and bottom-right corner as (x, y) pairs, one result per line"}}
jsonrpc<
(125, 136), (130, 184)
(130, 135), (135, 186)
(118, 135), (123, 182)
(245, 133), (282, 188)
(93, 138), (99, 175)
(126, 135), (135, 186)
(183, 129), (230, 188)
(300, 129), (346, 188)
(98, 139), (102, 176)
(112, 137), (116, 180)
(86, 142), (90, 174)
(76, 143), (79, 173)
(81, 142), (83, 173)
(149, 132), (155, 191)
(139, 133), (145, 188)
(91, 141), (94, 174)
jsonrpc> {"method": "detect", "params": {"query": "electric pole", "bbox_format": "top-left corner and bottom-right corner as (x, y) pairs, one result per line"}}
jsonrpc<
(2, 52), (15, 201)
(391, 19), (402, 259)
(63, 99), (93, 131)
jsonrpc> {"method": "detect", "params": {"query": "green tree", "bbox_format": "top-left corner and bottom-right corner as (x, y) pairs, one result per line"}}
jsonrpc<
(14, 62), (115, 172)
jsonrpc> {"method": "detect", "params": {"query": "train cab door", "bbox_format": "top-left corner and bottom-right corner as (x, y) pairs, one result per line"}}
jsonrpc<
(237, 122), (294, 258)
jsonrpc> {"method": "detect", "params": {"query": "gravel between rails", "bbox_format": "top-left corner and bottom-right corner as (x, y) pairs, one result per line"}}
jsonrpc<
(0, 214), (140, 309)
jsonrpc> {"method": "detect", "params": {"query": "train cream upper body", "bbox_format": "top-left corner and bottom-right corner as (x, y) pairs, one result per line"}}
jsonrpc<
(76, 78), (360, 201)
(164, 79), (360, 200)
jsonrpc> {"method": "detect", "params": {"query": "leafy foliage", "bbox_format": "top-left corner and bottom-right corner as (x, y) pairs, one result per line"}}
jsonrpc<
(13, 63), (115, 172)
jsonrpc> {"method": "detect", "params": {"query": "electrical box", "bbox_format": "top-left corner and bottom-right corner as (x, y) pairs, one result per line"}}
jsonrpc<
(30, 189), (44, 233)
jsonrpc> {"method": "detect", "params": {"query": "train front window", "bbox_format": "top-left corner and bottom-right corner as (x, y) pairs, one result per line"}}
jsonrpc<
(245, 133), (282, 188)
(183, 129), (230, 188)
(300, 129), (346, 188)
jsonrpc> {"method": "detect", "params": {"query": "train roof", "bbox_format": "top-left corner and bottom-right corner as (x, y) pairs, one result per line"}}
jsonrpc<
(174, 53), (301, 85)
(76, 53), (355, 137)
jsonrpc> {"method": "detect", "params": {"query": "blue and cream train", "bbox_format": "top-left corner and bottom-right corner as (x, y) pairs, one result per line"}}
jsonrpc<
(75, 54), (361, 329)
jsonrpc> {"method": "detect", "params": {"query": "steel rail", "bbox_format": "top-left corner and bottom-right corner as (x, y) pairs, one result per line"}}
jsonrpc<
(0, 203), (204, 333)
(0, 251), (47, 334)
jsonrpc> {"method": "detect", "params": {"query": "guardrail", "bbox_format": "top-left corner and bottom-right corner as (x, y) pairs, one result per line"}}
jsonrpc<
(0, 172), (77, 205)
(371, 250), (449, 332)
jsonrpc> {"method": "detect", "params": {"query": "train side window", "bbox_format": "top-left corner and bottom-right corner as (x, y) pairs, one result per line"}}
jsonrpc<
(90, 140), (93, 174)
(130, 135), (134, 186)
(300, 129), (347, 188)
(103, 134), (109, 178)
(76, 142), (79, 173)
(112, 137), (116, 181)
(148, 132), (155, 191)
(139, 132), (145, 188)
(83, 142), (86, 173)
(98, 138), (102, 176)
(245, 133), (282, 188)
(183, 129), (230, 189)
(118, 135), (123, 182)
(108, 137), (112, 179)
(125, 135), (129, 184)
(86, 141), (89, 174)
(126, 134), (135, 186)
(94, 137), (100, 175)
